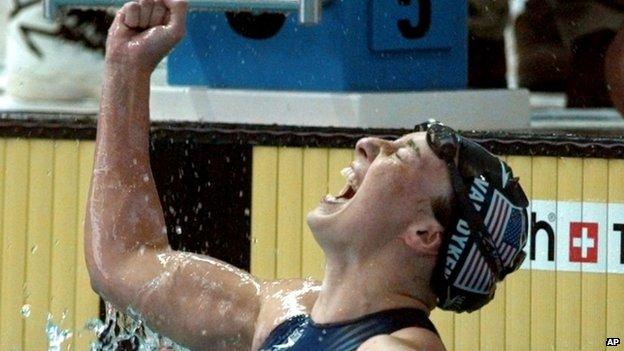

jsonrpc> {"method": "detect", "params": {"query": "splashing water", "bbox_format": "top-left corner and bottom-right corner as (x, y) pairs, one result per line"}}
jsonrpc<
(46, 314), (73, 351)
(21, 304), (31, 318)
(87, 302), (191, 351)
(29, 302), (191, 351)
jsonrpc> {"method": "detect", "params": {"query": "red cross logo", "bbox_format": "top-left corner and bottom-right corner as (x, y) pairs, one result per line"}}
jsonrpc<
(569, 222), (598, 263)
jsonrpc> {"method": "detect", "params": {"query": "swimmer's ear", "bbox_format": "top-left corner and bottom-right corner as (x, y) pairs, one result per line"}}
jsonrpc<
(400, 220), (443, 256)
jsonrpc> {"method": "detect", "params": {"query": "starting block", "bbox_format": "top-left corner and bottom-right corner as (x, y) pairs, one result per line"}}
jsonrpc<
(169, 0), (467, 91)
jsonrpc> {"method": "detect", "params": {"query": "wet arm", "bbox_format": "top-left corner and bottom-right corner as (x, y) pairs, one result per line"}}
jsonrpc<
(85, 64), (262, 350)
(85, 63), (165, 296)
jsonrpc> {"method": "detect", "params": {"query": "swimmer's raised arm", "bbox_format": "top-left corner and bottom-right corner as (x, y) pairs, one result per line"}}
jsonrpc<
(85, 2), (271, 349)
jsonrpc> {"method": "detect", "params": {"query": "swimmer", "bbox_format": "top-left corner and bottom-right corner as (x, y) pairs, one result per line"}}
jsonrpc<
(85, 1), (529, 350)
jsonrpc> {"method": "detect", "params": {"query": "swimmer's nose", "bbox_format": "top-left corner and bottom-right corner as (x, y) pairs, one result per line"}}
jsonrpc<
(356, 137), (379, 164)
(356, 137), (394, 164)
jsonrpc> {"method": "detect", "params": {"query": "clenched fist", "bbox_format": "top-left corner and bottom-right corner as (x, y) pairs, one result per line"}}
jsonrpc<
(105, 0), (187, 73)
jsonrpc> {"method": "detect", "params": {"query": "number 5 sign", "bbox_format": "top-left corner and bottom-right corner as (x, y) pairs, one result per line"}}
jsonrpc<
(369, 0), (466, 52)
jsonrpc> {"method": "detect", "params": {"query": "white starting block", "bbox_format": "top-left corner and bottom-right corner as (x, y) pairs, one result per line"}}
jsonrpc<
(149, 87), (531, 130)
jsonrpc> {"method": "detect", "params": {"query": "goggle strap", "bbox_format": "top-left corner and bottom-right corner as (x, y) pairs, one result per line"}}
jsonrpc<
(446, 161), (504, 279)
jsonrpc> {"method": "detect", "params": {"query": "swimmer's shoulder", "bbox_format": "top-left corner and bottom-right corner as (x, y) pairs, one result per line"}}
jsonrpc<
(251, 278), (321, 351)
(356, 327), (446, 351)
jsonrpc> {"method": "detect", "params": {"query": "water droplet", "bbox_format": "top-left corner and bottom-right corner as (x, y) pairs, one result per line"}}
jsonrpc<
(244, 208), (250, 216)
(175, 226), (182, 235)
(132, 158), (138, 165)
(45, 314), (73, 351)
(54, 240), (60, 247)
(31, 245), (38, 254)
(142, 174), (149, 182)
(21, 304), (31, 318)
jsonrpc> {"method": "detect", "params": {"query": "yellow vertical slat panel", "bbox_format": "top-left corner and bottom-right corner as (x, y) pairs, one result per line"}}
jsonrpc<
(24, 140), (54, 351)
(0, 139), (29, 351)
(251, 147), (279, 280)
(301, 148), (328, 280)
(50, 141), (79, 345)
(0, 140), (5, 347)
(430, 310), (454, 351)
(454, 309), (480, 351)
(607, 159), (624, 348)
(74, 141), (99, 351)
(479, 282), (505, 351)
(556, 157), (582, 351)
(327, 149), (352, 196)
(581, 159), (608, 351)
(276, 148), (303, 279)
(530, 157), (557, 351)
(504, 156), (531, 351)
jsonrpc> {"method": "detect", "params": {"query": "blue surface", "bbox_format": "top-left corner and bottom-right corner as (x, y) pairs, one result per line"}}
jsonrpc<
(168, 0), (467, 91)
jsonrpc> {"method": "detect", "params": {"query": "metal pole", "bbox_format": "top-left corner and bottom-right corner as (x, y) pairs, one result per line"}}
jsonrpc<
(299, 0), (321, 25)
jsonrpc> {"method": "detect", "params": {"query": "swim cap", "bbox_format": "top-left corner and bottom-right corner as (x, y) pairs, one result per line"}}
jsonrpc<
(415, 121), (529, 313)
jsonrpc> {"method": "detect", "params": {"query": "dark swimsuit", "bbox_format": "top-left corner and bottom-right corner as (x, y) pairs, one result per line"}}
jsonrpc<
(258, 308), (439, 351)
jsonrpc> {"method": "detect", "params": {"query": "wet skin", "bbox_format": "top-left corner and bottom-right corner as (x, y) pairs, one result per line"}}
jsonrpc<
(85, 1), (447, 350)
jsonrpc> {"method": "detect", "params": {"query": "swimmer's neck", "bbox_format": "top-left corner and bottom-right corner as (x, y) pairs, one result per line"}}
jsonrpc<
(309, 255), (433, 324)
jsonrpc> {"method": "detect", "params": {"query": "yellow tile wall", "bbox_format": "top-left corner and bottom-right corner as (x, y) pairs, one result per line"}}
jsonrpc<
(0, 139), (99, 351)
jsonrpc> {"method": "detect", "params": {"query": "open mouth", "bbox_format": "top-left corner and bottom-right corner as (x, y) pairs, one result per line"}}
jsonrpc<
(325, 167), (359, 203)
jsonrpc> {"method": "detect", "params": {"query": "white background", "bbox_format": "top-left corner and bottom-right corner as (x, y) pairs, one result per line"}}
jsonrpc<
(527, 201), (624, 274)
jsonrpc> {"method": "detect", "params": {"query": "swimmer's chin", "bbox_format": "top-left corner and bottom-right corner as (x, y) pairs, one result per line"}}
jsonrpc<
(306, 197), (352, 234)
(311, 195), (352, 217)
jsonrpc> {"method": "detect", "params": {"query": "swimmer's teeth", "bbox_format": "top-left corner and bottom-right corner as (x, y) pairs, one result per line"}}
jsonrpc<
(340, 167), (351, 179)
(348, 173), (358, 192)
(340, 167), (359, 192)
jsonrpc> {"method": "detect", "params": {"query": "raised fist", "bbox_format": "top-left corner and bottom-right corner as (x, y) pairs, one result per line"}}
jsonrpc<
(105, 0), (187, 73)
